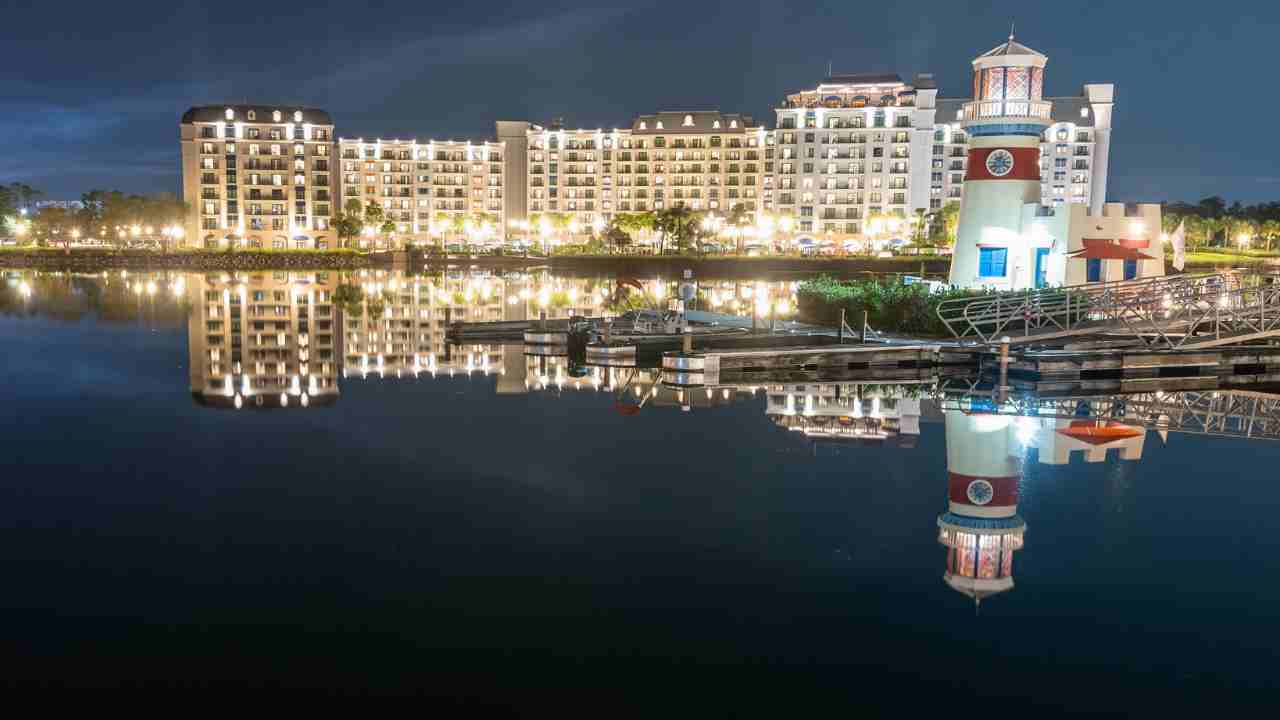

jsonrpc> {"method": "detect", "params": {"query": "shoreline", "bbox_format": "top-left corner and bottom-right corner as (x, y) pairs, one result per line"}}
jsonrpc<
(1, 248), (1275, 276)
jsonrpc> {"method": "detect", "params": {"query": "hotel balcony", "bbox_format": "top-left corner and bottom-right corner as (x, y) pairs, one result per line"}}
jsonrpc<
(961, 99), (1052, 121)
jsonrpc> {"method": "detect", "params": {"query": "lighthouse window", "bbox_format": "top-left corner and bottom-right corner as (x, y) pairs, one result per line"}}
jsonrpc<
(978, 248), (1007, 277)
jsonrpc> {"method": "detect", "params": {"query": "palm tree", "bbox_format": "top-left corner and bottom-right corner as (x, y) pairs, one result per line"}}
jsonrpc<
(1261, 219), (1280, 252)
(726, 205), (751, 254)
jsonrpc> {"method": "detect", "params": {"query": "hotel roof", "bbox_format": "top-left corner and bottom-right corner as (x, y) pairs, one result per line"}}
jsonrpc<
(630, 110), (757, 134)
(821, 72), (905, 86)
(181, 105), (333, 125)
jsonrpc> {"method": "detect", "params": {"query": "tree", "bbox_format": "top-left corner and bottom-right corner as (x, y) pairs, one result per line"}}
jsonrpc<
(29, 206), (74, 248)
(928, 202), (961, 247)
(330, 198), (365, 249)
(1261, 219), (1280, 252)
(725, 205), (751, 254)
(653, 207), (700, 254)
(363, 201), (386, 247)
(332, 283), (365, 317)
(911, 208), (927, 246)
(1198, 196), (1227, 219)
(8, 183), (42, 214)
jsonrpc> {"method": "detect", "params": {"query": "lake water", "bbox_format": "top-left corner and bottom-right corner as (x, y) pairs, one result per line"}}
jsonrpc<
(3, 267), (1280, 707)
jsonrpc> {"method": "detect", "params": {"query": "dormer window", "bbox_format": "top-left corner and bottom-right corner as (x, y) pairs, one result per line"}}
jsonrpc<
(1080, 107), (1089, 118)
(956, 109), (963, 120)
(247, 110), (256, 121)
(712, 120), (721, 129)
(683, 114), (694, 127)
(639, 121), (647, 130)
(656, 121), (664, 129)
(225, 108), (234, 120)
(730, 120), (738, 128)
(294, 110), (303, 122)
(272, 110), (282, 122)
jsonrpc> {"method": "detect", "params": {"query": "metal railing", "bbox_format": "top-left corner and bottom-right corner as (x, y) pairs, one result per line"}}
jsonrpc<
(961, 99), (1053, 121)
(938, 389), (1280, 442)
(936, 272), (1280, 349)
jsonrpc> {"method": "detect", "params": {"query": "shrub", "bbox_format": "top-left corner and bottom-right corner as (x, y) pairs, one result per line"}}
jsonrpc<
(796, 275), (983, 336)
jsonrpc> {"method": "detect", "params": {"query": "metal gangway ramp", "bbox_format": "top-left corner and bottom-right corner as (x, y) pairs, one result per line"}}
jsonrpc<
(938, 389), (1280, 442)
(936, 272), (1280, 349)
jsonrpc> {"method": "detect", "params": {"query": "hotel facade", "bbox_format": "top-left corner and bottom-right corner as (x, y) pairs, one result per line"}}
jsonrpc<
(180, 43), (1113, 249)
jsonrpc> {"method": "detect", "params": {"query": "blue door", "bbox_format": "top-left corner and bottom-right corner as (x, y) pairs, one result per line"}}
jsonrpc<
(1034, 248), (1050, 288)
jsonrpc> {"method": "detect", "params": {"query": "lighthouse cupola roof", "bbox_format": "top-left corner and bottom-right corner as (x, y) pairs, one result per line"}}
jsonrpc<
(977, 31), (1046, 62)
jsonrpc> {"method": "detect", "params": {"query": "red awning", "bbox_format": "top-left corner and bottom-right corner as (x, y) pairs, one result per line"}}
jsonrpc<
(1068, 238), (1155, 260)
(1056, 421), (1144, 445)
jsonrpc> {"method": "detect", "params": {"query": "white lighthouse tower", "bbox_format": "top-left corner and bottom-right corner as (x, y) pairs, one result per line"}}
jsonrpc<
(948, 34), (1054, 290)
(937, 409), (1027, 605)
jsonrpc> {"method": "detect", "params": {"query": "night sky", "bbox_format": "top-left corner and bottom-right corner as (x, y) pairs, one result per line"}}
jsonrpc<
(3, 0), (1275, 204)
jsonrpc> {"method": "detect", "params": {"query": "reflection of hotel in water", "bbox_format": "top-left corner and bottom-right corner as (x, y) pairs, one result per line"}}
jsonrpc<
(339, 271), (611, 388)
(767, 383), (923, 446)
(187, 271), (341, 408)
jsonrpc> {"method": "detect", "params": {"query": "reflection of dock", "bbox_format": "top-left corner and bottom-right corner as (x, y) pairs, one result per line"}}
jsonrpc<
(662, 344), (974, 386)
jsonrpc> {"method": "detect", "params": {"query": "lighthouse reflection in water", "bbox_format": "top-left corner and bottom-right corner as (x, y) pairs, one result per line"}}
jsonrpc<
(938, 399), (1146, 605)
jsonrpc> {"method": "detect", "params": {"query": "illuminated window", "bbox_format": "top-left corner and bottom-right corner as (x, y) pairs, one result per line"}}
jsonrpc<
(683, 114), (694, 127)
(225, 108), (234, 120)
(294, 110), (303, 122)
(247, 110), (255, 121)
(273, 110), (282, 122)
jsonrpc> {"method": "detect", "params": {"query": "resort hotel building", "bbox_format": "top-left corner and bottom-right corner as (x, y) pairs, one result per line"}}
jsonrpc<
(180, 106), (336, 250)
(180, 35), (1116, 251)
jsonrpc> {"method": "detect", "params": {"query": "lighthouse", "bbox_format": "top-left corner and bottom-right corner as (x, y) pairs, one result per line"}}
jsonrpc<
(937, 408), (1027, 604)
(948, 34), (1054, 290)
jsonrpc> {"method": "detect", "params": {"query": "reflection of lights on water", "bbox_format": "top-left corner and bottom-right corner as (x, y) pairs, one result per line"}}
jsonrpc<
(1015, 416), (1039, 446)
(17, 281), (31, 299)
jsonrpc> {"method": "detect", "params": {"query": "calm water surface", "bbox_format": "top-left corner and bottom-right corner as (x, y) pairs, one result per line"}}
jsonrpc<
(3, 268), (1280, 708)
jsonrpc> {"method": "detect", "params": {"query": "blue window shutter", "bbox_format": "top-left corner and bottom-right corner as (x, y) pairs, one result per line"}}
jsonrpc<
(1123, 259), (1138, 280)
(978, 247), (1008, 277)
(1087, 258), (1102, 282)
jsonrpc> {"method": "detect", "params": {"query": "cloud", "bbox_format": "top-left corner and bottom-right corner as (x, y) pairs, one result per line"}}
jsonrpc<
(304, 7), (632, 105)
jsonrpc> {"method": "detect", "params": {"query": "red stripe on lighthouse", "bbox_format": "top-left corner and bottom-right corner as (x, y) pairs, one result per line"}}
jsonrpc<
(948, 472), (1020, 508)
(965, 147), (1041, 181)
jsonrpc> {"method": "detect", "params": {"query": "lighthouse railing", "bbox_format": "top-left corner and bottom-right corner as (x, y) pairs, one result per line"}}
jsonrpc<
(961, 99), (1052, 121)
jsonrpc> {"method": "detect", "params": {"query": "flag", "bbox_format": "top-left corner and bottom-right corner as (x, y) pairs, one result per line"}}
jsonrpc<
(1170, 219), (1187, 272)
